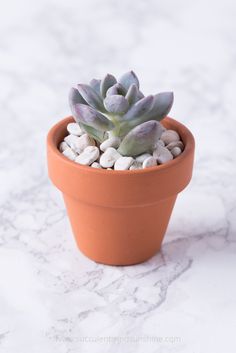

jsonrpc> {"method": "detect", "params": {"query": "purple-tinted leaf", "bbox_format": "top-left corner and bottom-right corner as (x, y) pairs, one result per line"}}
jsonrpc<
(118, 70), (139, 91)
(119, 93), (173, 136)
(73, 103), (114, 131)
(146, 92), (174, 121)
(104, 95), (129, 114)
(125, 84), (140, 105)
(118, 120), (164, 157)
(137, 90), (144, 99)
(79, 123), (108, 142)
(69, 87), (87, 112)
(77, 84), (105, 112)
(122, 95), (154, 121)
(89, 79), (101, 96)
(100, 74), (117, 98)
(106, 83), (126, 96)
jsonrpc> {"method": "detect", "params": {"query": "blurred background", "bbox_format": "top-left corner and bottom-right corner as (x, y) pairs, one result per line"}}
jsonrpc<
(0, 0), (236, 352)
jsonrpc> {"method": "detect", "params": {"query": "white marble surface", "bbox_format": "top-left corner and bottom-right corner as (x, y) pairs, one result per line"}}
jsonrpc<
(1, 0), (236, 352)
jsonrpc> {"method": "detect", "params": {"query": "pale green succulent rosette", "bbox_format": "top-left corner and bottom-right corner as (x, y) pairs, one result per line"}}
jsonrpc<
(69, 71), (174, 155)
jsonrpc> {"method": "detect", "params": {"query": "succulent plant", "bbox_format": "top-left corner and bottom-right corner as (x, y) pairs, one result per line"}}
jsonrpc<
(69, 71), (174, 157)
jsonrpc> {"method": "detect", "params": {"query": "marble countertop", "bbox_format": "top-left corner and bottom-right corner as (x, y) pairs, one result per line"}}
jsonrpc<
(1, 0), (236, 352)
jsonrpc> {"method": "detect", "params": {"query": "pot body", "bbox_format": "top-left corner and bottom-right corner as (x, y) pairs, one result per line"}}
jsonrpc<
(47, 116), (195, 265)
(63, 194), (177, 265)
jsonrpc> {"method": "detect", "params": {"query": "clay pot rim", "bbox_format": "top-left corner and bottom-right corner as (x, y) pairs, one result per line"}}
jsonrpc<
(47, 116), (195, 176)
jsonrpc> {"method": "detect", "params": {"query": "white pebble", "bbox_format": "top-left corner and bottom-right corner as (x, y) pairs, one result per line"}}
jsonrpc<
(91, 162), (102, 168)
(107, 168), (113, 170)
(59, 141), (69, 152)
(100, 137), (121, 152)
(100, 147), (121, 168)
(65, 133), (95, 154)
(135, 153), (152, 163)
(166, 140), (184, 151)
(153, 145), (173, 164)
(64, 134), (80, 151)
(161, 130), (180, 145)
(156, 139), (165, 147)
(142, 156), (157, 169)
(67, 122), (83, 136)
(62, 147), (77, 161)
(171, 146), (182, 158)
(77, 134), (96, 152)
(114, 156), (134, 170)
(129, 161), (142, 170)
(75, 146), (99, 166)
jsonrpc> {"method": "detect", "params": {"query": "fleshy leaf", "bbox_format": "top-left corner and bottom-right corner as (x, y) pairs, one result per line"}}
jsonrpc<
(118, 120), (164, 157)
(100, 74), (117, 98)
(73, 103), (114, 131)
(145, 92), (174, 121)
(106, 83), (126, 96)
(77, 84), (105, 112)
(122, 95), (154, 121)
(79, 123), (108, 142)
(125, 84), (140, 105)
(69, 87), (87, 112)
(119, 92), (173, 136)
(118, 70), (139, 91)
(89, 79), (101, 96)
(137, 90), (144, 99)
(104, 95), (129, 114)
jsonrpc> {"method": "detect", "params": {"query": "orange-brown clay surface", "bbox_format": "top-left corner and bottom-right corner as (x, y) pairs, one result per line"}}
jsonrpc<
(47, 116), (195, 265)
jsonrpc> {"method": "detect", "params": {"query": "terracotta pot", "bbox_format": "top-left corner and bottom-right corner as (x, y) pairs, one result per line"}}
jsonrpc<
(47, 116), (195, 265)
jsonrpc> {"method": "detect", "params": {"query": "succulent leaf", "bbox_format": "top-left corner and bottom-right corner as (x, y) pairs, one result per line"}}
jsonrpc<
(137, 90), (144, 99)
(125, 84), (140, 105)
(106, 83), (126, 96)
(122, 95), (154, 121)
(77, 84), (106, 112)
(89, 79), (101, 96)
(118, 92), (174, 136)
(118, 120), (164, 157)
(145, 92), (174, 121)
(68, 72), (174, 155)
(104, 95), (129, 114)
(79, 123), (108, 142)
(69, 87), (87, 111)
(100, 74), (117, 98)
(118, 70), (139, 91)
(73, 103), (114, 131)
